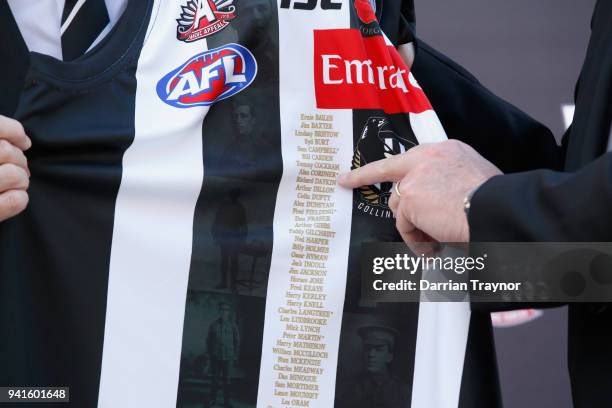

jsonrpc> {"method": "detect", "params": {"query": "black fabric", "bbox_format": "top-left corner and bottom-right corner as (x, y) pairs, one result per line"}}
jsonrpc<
(61, 0), (80, 24)
(468, 1), (612, 406)
(458, 314), (503, 408)
(412, 41), (563, 174)
(470, 155), (612, 242)
(399, 0), (415, 44)
(469, 0), (612, 239)
(0, 1), (30, 117)
(565, 0), (612, 171)
(411, 39), (567, 408)
(379, 0), (415, 46)
(61, 0), (110, 61)
(0, 2), (152, 407)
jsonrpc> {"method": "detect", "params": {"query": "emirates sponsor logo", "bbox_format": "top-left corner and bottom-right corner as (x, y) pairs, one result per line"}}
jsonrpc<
(314, 29), (432, 114)
(321, 55), (410, 93)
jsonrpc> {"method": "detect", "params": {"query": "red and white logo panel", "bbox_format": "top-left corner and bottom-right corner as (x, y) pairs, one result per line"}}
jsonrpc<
(314, 29), (432, 114)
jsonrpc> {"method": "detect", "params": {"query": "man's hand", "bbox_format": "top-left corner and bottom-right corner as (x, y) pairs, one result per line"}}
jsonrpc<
(338, 140), (502, 243)
(0, 115), (31, 222)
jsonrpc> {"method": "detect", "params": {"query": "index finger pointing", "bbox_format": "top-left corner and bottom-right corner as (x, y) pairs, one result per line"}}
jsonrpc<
(338, 149), (418, 188)
(0, 116), (32, 151)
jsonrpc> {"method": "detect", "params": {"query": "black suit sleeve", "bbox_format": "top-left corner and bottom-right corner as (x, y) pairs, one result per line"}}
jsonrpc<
(409, 40), (566, 313)
(411, 40), (564, 174)
(470, 151), (612, 242)
(0, 1), (29, 117)
(398, 0), (416, 44)
(467, 0), (612, 243)
(469, 154), (612, 314)
(380, 0), (415, 46)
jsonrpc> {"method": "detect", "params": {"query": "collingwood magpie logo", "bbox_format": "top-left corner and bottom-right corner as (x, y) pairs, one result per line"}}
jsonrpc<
(177, 0), (237, 43)
(352, 117), (416, 218)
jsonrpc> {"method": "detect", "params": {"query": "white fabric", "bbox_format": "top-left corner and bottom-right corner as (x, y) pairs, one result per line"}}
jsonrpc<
(256, 3), (354, 406)
(7, 0), (63, 59)
(96, 0), (208, 406)
(7, 0), (127, 60)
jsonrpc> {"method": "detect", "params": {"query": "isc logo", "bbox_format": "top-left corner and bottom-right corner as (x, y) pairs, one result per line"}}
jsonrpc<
(280, 0), (342, 10)
(157, 43), (257, 108)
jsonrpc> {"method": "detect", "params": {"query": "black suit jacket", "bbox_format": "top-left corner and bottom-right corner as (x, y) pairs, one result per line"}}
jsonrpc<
(462, 1), (612, 407)
(0, 0), (29, 118)
(409, 23), (566, 408)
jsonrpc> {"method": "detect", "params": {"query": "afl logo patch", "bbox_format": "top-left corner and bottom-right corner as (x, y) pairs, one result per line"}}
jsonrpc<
(177, 0), (237, 42)
(157, 43), (258, 109)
